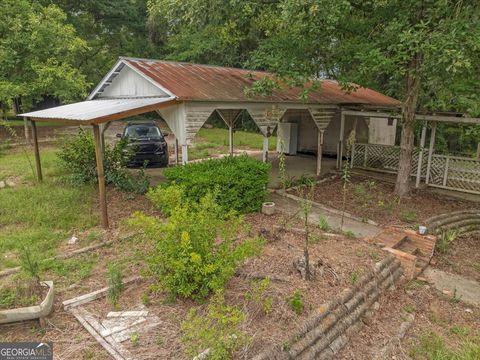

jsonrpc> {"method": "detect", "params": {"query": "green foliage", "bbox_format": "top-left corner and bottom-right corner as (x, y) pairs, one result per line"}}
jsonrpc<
(41, 255), (97, 283)
(57, 129), (150, 193)
(130, 332), (140, 347)
(409, 331), (480, 360)
(182, 292), (250, 360)
(288, 290), (304, 315)
(436, 230), (458, 254)
(19, 246), (40, 282)
(399, 209), (418, 223)
(0, 286), (41, 310)
(350, 271), (360, 285)
(107, 263), (123, 307)
(146, 183), (185, 217)
(130, 190), (264, 300)
(163, 155), (270, 213)
(244, 277), (273, 316)
(343, 230), (355, 238)
(0, 0), (89, 108)
(318, 216), (331, 232)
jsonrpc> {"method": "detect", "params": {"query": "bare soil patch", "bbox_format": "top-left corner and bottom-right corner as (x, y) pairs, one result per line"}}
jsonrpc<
(289, 174), (476, 227)
(0, 211), (383, 359)
(433, 233), (480, 282)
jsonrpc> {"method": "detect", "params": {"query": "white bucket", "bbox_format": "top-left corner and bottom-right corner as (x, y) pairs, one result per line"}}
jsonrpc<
(418, 225), (427, 235)
(262, 202), (276, 216)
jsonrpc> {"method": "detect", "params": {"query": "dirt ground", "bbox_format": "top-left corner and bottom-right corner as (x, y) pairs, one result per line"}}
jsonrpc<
(434, 233), (480, 283)
(1, 211), (384, 359)
(337, 233), (480, 359)
(289, 174), (477, 227)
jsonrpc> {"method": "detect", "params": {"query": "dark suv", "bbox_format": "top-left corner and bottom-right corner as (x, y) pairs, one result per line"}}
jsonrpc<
(118, 122), (169, 167)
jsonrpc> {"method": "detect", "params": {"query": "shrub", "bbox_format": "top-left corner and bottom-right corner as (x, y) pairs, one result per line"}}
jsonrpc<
(182, 292), (250, 360)
(318, 216), (331, 231)
(244, 277), (273, 316)
(162, 155), (270, 213)
(436, 230), (458, 254)
(57, 128), (149, 193)
(129, 190), (264, 300)
(146, 182), (185, 216)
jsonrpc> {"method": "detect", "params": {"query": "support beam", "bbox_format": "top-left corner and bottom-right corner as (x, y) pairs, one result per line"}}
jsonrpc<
(425, 123), (437, 185)
(100, 121), (112, 157)
(415, 124), (427, 188)
(316, 130), (325, 176)
(228, 126), (234, 156)
(337, 111), (345, 169)
(30, 120), (43, 182)
(216, 109), (242, 157)
(262, 135), (269, 163)
(92, 125), (109, 229)
(174, 138), (179, 165)
(181, 144), (188, 164)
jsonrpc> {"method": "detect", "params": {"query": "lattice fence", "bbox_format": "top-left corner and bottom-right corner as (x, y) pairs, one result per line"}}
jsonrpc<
(351, 143), (480, 194)
(427, 155), (480, 194)
(351, 143), (429, 177)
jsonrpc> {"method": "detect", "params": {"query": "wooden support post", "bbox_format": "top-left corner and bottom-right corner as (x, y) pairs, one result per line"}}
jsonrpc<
(174, 138), (179, 165)
(425, 123), (437, 185)
(477, 143), (480, 160)
(92, 125), (108, 229)
(316, 130), (324, 176)
(30, 119), (42, 182)
(337, 111), (345, 169)
(181, 144), (188, 164)
(415, 124), (427, 188)
(262, 135), (269, 163)
(100, 121), (112, 157)
(228, 125), (234, 156)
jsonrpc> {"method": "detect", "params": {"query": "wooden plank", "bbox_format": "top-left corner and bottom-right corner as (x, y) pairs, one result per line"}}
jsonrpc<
(425, 123), (436, 184)
(70, 308), (126, 360)
(317, 130), (324, 176)
(415, 124), (427, 188)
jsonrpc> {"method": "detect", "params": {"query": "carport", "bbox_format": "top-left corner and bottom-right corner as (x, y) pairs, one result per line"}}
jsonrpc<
(19, 57), (401, 228)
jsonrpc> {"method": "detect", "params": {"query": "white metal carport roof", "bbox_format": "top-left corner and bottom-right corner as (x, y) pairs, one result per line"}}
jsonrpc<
(20, 97), (177, 125)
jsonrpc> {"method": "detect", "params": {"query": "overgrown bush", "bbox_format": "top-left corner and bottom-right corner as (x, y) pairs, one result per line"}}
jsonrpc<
(57, 128), (149, 193)
(182, 292), (250, 360)
(129, 189), (264, 300)
(162, 155), (270, 213)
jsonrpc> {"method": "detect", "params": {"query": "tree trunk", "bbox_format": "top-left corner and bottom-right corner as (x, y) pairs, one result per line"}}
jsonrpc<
(395, 54), (422, 197)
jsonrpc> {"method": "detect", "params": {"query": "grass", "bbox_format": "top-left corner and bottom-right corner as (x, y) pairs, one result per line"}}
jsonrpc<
(410, 331), (480, 360)
(0, 148), (97, 270)
(189, 128), (277, 160)
(1, 119), (69, 127)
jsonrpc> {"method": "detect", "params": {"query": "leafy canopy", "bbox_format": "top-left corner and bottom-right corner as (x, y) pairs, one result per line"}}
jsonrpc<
(0, 0), (89, 109)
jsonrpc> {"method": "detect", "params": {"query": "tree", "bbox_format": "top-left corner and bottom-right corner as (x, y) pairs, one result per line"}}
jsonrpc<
(0, 0), (89, 111)
(147, 0), (273, 67)
(42, 0), (156, 85)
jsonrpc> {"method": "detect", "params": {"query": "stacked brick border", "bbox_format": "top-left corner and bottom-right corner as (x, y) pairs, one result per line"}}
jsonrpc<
(253, 255), (403, 360)
(426, 209), (480, 235)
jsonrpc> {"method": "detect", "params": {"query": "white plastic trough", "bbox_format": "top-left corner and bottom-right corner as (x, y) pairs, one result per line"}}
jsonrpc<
(0, 281), (54, 325)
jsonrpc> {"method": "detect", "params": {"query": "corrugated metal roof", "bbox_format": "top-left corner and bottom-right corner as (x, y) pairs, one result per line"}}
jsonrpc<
(123, 58), (400, 107)
(20, 97), (175, 123)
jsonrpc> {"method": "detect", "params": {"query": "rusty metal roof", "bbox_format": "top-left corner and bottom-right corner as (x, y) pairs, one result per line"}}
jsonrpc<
(123, 57), (400, 107)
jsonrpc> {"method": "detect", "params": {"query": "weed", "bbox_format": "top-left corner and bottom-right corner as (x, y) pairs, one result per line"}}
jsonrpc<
(107, 263), (123, 307)
(344, 230), (355, 238)
(368, 250), (380, 261)
(451, 326), (470, 337)
(288, 290), (304, 315)
(450, 288), (462, 303)
(182, 292), (250, 360)
(155, 334), (164, 347)
(436, 230), (458, 254)
(41, 255), (97, 283)
(310, 234), (326, 243)
(83, 349), (94, 359)
(318, 216), (331, 232)
(399, 209), (418, 223)
(130, 332), (140, 347)
(141, 293), (151, 306)
(351, 271), (360, 285)
(281, 341), (291, 351)
(403, 304), (416, 314)
(409, 331), (480, 359)
(244, 277), (273, 315)
(355, 249), (365, 258)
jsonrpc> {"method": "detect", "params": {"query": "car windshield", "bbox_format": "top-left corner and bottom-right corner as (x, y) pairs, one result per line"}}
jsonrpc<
(125, 125), (162, 140)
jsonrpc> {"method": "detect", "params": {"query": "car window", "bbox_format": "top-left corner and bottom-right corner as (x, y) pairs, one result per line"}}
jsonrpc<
(125, 125), (162, 140)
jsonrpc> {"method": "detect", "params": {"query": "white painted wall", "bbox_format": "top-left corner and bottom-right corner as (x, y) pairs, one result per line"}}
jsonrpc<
(99, 66), (167, 98)
(368, 117), (397, 145)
